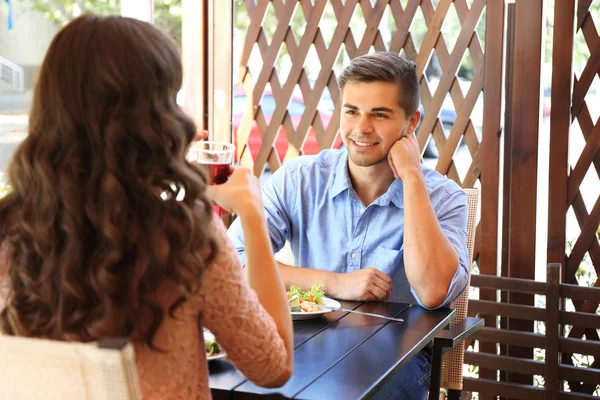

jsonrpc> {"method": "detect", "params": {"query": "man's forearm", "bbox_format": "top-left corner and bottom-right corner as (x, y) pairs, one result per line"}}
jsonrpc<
(402, 172), (459, 308)
(277, 262), (339, 296)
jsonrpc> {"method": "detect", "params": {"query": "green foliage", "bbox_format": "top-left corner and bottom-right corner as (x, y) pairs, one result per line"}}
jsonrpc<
(19, 0), (182, 45)
(0, 173), (10, 198)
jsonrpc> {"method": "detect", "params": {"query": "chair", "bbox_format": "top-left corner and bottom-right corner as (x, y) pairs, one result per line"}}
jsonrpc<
(275, 240), (295, 266)
(0, 336), (142, 400)
(429, 187), (483, 400)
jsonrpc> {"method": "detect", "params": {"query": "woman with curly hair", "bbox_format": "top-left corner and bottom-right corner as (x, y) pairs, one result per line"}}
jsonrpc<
(0, 14), (293, 399)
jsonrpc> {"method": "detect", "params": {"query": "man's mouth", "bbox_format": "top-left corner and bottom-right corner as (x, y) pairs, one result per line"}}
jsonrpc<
(351, 139), (378, 147)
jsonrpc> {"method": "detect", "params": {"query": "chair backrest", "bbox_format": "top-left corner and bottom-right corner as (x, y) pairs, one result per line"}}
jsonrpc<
(274, 240), (295, 266)
(0, 336), (142, 400)
(440, 187), (479, 391)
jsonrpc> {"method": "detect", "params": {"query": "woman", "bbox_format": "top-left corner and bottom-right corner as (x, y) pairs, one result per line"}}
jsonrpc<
(0, 14), (293, 399)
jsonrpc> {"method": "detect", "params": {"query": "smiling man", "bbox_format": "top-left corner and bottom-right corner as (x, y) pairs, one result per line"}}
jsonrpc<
(228, 52), (469, 399)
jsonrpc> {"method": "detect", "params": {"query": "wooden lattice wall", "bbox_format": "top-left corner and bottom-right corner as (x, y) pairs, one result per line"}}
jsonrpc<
(548, 0), (600, 396)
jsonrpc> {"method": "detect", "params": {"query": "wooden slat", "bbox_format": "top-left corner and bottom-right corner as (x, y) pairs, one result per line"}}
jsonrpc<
(545, 263), (562, 397)
(560, 283), (600, 302)
(559, 337), (600, 358)
(289, 0), (357, 154)
(568, 192), (600, 285)
(500, 3), (516, 386)
(463, 377), (545, 400)
(473, 327), (545, 349)
(239, 0), (270, 68)
(559, 310), (600, 329)
(478, 0), (505, 391)
(546, 0), (575, 275)
(388, 0), (419, 53)
(571, 40), (600, 117)
(566, 122), (600, 207)
(470, 274), (547, 294)
(253, 1), (327, 170)
(417, 0), (485, 158)
(506, 0), (544, 386)
(567, 193), (600, 278)
(560, 391), (600, 400)
(470, 300), (546, 321)
(559, 364), (600, 386)
(464, 352), (545, 376)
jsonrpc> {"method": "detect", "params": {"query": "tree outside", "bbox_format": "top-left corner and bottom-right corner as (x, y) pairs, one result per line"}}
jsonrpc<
(17, 0), (182, 45)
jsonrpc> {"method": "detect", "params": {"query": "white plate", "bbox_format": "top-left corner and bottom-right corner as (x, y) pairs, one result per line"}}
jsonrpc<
(291, 297), (341, 320)
(204, 330), (226, 361)
(207, 352), (227, 361)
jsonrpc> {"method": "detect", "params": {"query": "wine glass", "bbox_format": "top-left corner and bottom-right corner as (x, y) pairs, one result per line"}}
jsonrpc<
(188, 141), (235, 216)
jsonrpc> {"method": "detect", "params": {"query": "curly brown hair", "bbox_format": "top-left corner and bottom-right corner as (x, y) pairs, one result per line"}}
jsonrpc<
(0, 14), (217, 349)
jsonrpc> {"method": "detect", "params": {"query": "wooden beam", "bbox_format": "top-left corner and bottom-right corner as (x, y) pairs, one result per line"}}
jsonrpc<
(506, 0), (544, 386)
(546, 0), (575, 279)
(545, 264), (562, 398)
(478, 0), (505, 392)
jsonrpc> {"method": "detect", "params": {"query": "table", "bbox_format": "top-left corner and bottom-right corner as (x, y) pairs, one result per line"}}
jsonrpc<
(209, 300), (456, 400)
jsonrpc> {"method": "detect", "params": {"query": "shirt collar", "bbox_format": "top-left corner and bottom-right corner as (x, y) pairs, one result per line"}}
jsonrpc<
(329, 151), (351, 199)
(328, 151), (405, 209)
(382, 179), (404, 209)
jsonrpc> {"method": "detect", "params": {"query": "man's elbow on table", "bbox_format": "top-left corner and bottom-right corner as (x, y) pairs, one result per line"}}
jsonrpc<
(418, 288), (449, 309)
(416, 265), (458, 309)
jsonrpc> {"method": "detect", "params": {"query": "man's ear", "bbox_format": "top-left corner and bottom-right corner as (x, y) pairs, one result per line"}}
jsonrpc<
(408, 110), (421, 134)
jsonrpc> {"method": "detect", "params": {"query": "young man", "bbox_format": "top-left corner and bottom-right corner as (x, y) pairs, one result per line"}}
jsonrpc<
(228, 52), (469, 398)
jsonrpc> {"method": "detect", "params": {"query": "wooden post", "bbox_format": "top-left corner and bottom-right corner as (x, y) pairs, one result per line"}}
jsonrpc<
(545, 263), (562, 399)
(506, 0), (544, 386)
(546, 0), (574, 280)
(478, 0), (505, 395)
(500, 1), (516, 386)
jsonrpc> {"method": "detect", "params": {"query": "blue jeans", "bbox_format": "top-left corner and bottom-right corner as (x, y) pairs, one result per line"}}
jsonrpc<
(371, 347), (433, 400)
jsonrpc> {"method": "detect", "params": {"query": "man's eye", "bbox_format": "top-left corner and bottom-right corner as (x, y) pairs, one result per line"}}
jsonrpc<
(345, 110), (357, 115)
(374, 113), (388, 118)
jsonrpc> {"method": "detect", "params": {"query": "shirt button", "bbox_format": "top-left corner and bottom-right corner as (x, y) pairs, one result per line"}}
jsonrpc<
(351, 253), (357, 259)
(360, 208), (366, 214)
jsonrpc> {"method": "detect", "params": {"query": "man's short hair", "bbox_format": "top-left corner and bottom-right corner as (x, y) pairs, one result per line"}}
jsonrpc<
(339, 52), (420, 116)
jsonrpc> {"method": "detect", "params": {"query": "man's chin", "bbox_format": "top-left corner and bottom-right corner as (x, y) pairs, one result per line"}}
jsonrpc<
(348, 153), (388, 168)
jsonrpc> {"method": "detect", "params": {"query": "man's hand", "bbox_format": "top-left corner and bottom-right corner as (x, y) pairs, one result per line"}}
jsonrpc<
(387, 133), (422, 180)
(331, 268), (393, 301)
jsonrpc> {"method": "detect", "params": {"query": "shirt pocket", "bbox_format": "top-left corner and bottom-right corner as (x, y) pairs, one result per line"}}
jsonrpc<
(369, 246), (403, 277)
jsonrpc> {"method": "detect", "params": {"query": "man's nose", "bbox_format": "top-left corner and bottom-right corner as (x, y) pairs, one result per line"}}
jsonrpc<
(356, 116), (373, 133)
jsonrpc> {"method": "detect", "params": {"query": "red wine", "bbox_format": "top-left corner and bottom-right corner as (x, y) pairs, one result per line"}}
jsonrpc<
(207, 163), (230, 185)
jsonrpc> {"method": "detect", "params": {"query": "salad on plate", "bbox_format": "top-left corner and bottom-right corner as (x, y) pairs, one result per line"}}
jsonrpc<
(287, 283), (325, 312)
(204, 330), (226, 361)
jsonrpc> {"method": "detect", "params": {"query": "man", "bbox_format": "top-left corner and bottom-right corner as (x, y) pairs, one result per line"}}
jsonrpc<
(228, 52), (469, 399)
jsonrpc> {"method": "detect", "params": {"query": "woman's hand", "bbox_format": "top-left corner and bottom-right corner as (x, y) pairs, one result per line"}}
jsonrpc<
(194, 130), (208, 141)
(204, 167), (263, 218)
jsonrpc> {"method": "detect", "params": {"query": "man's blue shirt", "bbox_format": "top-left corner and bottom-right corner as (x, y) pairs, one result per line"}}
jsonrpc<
(227, 149), (469, 308)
